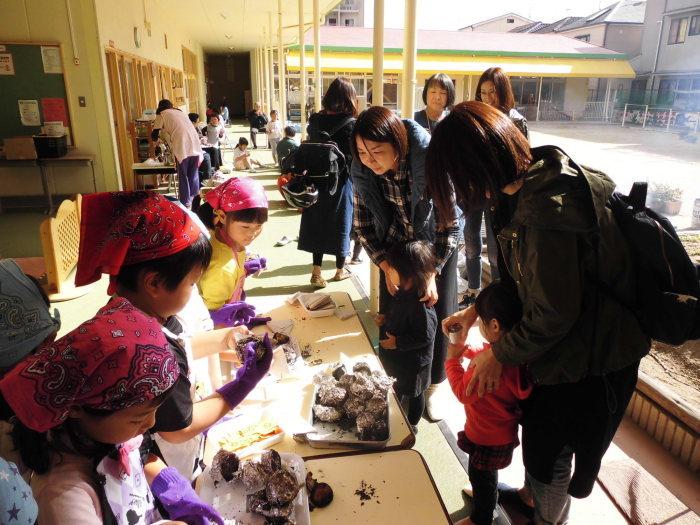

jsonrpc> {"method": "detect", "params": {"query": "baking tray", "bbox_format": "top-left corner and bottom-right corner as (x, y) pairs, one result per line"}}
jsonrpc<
(293, 385), (391, 450)
(199, 452), (310, 525)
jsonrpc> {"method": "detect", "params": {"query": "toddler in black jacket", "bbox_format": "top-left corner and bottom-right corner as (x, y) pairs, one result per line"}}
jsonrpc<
(378, 241), (438, 428)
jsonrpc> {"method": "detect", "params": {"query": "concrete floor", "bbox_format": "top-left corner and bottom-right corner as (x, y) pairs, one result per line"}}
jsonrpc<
(528, 122), (700, 231)
(1, 120), (698, 523)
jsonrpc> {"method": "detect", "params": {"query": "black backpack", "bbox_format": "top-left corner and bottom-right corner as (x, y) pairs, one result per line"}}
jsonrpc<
(282, 116), (354, 196)
(603, 182), (700, 345)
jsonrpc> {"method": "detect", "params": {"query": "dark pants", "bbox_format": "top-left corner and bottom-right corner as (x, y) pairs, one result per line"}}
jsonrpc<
(404, 392), (425, 426)
(463, 210), (483, 290)
(313, 253), (345, 269)
(431, 248), (458, 383)
(203, 147), (222, 170)
(379, 248), (457, 384)
(199, 150), (213, 181)
(177, 155), (200, 208)
(250, 127), (265, 148)
(468, 463), (498, 525)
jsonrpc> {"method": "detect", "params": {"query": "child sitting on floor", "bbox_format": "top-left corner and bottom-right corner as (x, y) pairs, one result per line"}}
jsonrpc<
(0, 299), (224, 524)
(197, 177), (269, 326)
(377, 241), (438, 430)
(277, 126), (299, 171)
(446, 282), (532, 525)
(233, 137), (262, 172)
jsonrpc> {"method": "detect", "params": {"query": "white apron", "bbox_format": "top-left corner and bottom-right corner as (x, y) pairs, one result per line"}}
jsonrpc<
(95, 435), (161, 525)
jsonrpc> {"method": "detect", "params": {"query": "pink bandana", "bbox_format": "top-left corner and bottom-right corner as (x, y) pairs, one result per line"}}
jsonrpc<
(205, 177), (268, 212)
(0, 298), (179, 433)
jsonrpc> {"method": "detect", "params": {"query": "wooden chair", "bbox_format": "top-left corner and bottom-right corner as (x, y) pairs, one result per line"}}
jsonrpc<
(12, 195), (94, 302)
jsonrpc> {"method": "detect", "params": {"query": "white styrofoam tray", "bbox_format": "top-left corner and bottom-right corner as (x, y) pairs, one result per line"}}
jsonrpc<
(199, 451), (310, 525)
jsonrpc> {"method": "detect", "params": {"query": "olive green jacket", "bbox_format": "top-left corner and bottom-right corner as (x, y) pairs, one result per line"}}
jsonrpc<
(492, 146), (649, 385)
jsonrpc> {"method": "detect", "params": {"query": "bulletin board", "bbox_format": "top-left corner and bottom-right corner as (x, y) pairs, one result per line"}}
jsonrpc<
(0, 42), (74, 145)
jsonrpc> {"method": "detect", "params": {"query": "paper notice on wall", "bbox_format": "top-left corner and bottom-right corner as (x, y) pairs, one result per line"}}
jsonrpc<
(41, 46), (63, 74)
(41, 98), (69, 126)
(18, 100), (41, 126)
(0, 53), (14, 75)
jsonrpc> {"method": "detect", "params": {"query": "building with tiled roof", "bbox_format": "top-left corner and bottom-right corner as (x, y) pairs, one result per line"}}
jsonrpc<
(287, 26), (635, 120)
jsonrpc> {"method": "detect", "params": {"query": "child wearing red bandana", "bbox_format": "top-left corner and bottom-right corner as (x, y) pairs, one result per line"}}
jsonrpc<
(0, 299), (224, 525)
(73, 191), (273, 482)
(196, 177), (269, 326)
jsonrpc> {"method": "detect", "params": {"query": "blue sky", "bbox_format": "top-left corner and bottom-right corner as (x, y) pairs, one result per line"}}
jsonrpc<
(363, 0), (612, 30)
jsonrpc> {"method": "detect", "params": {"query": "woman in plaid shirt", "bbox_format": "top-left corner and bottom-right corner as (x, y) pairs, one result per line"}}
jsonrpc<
(349, 106), (461, 422)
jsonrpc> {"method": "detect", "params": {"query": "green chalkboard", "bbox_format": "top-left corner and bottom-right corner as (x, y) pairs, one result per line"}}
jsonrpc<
(0, 43), (73, 144)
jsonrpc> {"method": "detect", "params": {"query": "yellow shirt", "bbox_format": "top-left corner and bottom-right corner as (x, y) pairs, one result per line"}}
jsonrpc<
(199, 230), (247, 310)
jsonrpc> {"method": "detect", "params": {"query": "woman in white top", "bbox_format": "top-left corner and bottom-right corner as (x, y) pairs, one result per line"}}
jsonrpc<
(152, 99), (203, 208)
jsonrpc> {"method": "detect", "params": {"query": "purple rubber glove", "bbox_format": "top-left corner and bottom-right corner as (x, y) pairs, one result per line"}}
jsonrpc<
(217, 333), (273, 407)
(244, 257), (267, 276)
(246, 316), (272, 328)
(209, 301), (256, 327)
(152, 467), (224, 525)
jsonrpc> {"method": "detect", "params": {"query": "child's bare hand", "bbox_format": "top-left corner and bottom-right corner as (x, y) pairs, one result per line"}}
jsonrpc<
(374, 314), (386, 327)
(379, 332), (397, 350)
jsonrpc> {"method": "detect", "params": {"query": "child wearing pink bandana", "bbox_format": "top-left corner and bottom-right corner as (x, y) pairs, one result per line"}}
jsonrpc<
(197, 177), (269, 325)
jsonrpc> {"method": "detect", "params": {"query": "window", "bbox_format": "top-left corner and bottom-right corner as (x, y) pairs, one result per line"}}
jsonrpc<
(328, 17), (337, 26)
(689, 15), (700, 36)
(345, 19), (355, 26)
(507, 18), (515, 23)
(575, 34), (591, 42)
(668, 17), (688, 44)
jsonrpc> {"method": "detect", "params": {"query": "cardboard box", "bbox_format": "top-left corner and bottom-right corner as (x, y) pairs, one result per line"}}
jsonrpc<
(4, 137), (38, 160)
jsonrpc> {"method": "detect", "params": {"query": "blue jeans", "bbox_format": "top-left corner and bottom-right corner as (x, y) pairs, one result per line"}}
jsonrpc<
(526, 446), (573, 525)
(177, 155), (200, 208)
(463, 209), (500, 289)
(463, 210), (483, 290)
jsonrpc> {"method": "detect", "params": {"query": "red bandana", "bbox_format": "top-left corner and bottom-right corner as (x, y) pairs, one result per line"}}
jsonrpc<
(205, 177), (268, 212)
(75, 192), (202, 292)
(0, 298), (179, 433)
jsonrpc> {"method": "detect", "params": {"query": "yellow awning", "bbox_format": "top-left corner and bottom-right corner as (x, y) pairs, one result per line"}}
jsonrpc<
(287, 52), (636, 78)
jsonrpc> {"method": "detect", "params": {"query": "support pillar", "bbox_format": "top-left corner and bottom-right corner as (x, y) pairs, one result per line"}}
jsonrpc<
(269, 13), (276, 112)
(313, 0), (322, 112)
(400, 0), (418, 118)
(535, 76), (543, 121)
(263, 37), (271, 114)
(278, 0), (288, 123)
(299, 0), (307, 139)
(369, 0), (385, 314)
(372, 0), (384, 107)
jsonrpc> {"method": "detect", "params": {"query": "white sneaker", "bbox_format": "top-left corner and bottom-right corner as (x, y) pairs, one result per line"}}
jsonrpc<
(424, 382), (446, 422)
(248, 168), (257, 174)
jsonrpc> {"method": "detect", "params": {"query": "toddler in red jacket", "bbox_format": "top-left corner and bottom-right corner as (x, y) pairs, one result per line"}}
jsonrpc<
(446, 282), (531, 525)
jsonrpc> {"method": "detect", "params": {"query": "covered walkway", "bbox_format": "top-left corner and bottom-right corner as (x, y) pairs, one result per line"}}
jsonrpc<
(0, 0), (698, 523)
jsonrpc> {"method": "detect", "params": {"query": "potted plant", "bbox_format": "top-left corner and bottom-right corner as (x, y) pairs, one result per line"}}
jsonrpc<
(649, 183), (683, 216)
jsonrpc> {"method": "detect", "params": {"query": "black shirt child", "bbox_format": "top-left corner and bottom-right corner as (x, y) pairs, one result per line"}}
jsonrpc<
(379, 289), (438, 397)
(151, 316), (192, 433)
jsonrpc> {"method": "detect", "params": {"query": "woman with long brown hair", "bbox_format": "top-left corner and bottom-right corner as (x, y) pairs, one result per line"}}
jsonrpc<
(462, 67), (529, 307)
(298, 77), (359, 286)
(426, 101), (648, 524)
(350, 105), (461, 422)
